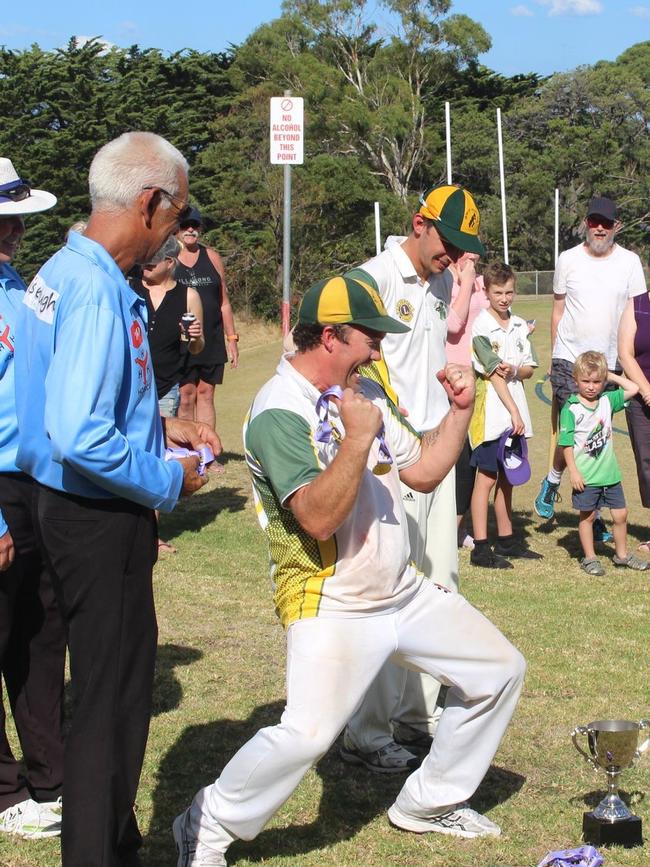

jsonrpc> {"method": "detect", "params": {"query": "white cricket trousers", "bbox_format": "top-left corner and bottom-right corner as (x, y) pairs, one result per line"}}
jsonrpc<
(346, 470), (459, 749)
(188, 580), (525, 852)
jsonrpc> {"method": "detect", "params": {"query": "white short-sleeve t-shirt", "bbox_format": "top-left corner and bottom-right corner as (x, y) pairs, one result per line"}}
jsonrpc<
(553, 242), (647, 368)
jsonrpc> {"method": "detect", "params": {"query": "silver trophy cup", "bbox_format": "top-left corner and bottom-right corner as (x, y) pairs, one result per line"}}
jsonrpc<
(572, 719), (650, 847)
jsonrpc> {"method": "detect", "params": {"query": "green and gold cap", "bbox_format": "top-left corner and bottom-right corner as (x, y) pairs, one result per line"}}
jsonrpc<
(418, 184), (485, 256)
(298, 275), (410, 334)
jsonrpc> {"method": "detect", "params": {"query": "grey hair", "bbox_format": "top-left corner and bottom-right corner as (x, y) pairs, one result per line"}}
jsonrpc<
(88, 132), (188, 214)
(149, 234), (182, 266)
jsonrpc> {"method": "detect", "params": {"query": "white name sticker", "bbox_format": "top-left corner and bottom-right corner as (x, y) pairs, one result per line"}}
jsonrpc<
(23, 276), (59, 325)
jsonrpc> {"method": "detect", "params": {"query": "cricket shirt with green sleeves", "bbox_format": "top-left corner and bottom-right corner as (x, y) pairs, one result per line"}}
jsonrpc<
(557, 388), (626, 487)
(469, 309), (538, 449)
(243, 354), (423, 629)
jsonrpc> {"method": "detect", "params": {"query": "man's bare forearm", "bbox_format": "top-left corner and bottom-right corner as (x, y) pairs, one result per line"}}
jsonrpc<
(400, 405), (472, 493)
(288, 437), (371, 540)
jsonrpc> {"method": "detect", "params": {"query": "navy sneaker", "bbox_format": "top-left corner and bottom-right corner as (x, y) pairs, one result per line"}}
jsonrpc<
(534, 478), (560, 519)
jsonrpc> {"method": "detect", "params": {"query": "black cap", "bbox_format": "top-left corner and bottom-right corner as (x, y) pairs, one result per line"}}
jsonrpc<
(180, 206), (202, 226)
(586, 196), (617, 221)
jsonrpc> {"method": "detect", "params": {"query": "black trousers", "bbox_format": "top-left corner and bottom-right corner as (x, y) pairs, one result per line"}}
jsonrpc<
(455, 437), (476, 518)
(36, 486), (158, 867)
(0, 472), (65, 811)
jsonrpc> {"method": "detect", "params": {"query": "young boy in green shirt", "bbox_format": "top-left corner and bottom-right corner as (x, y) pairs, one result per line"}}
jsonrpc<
(558, 350), (649, 575)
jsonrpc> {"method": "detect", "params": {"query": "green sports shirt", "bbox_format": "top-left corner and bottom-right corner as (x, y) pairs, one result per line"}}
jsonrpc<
(558, 389), (626, 487)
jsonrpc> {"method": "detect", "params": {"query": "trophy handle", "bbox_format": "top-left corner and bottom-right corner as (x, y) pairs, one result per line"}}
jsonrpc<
(636, 718), (650, 757)
(572, 725), (597, 768)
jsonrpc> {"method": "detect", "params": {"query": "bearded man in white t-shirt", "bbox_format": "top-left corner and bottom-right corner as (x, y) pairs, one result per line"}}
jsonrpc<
(534, 196), (647, 522)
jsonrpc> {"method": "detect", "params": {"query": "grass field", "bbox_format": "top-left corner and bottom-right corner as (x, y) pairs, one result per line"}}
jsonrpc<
(4, 297), (650, 867)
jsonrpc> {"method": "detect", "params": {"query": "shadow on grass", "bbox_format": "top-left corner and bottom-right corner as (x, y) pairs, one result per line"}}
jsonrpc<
(538, 509), (650, 560)
(473, 764), (526, 813)
(569, 788), (646, 811)
(152, 643), (203, 717)
(146, 702), (525, 864)
(159, 484), (248, 542)
(215, 450), (245, 468)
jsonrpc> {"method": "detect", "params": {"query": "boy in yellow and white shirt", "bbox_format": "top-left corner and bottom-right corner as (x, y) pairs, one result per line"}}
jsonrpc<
(469, 263), (541, 568)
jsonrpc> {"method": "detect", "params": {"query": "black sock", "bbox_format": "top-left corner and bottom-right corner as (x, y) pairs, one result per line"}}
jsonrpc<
(473, 538), (489, 548)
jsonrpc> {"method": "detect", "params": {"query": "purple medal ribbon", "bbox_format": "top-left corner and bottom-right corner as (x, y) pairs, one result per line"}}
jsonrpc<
(536, 845), (603, 867)
(164, 445), (214, 476)
(315, 386), (392, 474)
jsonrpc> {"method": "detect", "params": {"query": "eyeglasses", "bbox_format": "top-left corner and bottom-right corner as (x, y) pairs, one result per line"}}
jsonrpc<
(0, 183), (31, 204)
(586, 215), (615, 230)
(179, 220), (201, 230)
(142, 186), (192, 224)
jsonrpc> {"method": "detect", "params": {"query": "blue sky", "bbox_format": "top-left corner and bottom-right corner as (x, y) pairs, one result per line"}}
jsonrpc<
(1, 1), (648, 77)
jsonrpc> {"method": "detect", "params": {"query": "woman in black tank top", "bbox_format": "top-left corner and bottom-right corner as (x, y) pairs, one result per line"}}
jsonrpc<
(131, 237), (204, 407)
(130, 236), (204, 554)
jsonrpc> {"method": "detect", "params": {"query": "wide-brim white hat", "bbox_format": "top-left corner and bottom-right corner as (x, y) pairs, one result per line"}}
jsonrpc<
(0, 158), (57, 216)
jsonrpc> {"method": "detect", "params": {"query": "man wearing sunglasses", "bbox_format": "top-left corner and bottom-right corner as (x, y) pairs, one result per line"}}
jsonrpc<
(535, 196), (647, 522)
(342, 185), (486, 773)
(0, 159), (66, 841)
(13, 132), (221, 867)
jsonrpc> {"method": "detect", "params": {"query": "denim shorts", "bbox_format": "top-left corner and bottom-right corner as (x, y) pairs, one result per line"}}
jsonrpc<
(572, 482), (626, 512)
(158, 383), (180, 418)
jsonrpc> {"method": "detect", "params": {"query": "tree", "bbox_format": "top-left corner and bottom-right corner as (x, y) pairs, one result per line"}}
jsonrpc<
(280, 0), (490, 199)
(0, 39), (232, 280)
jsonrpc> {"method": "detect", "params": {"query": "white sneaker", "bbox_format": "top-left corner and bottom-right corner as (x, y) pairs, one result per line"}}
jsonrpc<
(388, 802), (501, 838)
(0, 797), (62, 839)
(172, 807), (227, 867)
(339, 733), (419, 773)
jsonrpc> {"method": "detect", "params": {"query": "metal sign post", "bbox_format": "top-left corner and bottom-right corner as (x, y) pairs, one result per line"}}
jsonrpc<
(496, 107), (509, 264)
(554, 187), (560, 265)
(270, 93), (304, 335)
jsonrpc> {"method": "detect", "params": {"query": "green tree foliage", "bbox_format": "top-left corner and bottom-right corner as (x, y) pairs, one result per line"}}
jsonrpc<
(0, 18), (647, 317)
(0, 38), (231, 279)
(281, 0), (491, 199)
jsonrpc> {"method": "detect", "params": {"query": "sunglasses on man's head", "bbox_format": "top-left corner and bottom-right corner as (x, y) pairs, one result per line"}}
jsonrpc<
(586, 215), (615, 230)
(0, 183), (31, 204)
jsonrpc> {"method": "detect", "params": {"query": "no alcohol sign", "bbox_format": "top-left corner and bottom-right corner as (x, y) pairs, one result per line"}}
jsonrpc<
(269, 96), (304, 165)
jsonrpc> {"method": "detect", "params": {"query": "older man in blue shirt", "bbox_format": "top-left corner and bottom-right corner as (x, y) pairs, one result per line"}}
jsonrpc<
(14, 131), (220, 867)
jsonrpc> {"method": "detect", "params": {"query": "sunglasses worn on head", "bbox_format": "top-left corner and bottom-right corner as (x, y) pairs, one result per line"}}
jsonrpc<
(0, 182), (31, 204)
(142, 185), (192, 224)
(586, 215), (615, 230)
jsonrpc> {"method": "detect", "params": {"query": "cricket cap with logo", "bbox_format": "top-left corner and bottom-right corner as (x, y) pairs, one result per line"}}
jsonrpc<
(298, 274), (410, 334)
(0, 158), (57, 216)
(418, 184), (485, 256)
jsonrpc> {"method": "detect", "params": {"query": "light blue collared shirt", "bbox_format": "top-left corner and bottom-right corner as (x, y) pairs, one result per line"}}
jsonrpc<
(0, 263), (25, 536)
(14, 232), (183, 511)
